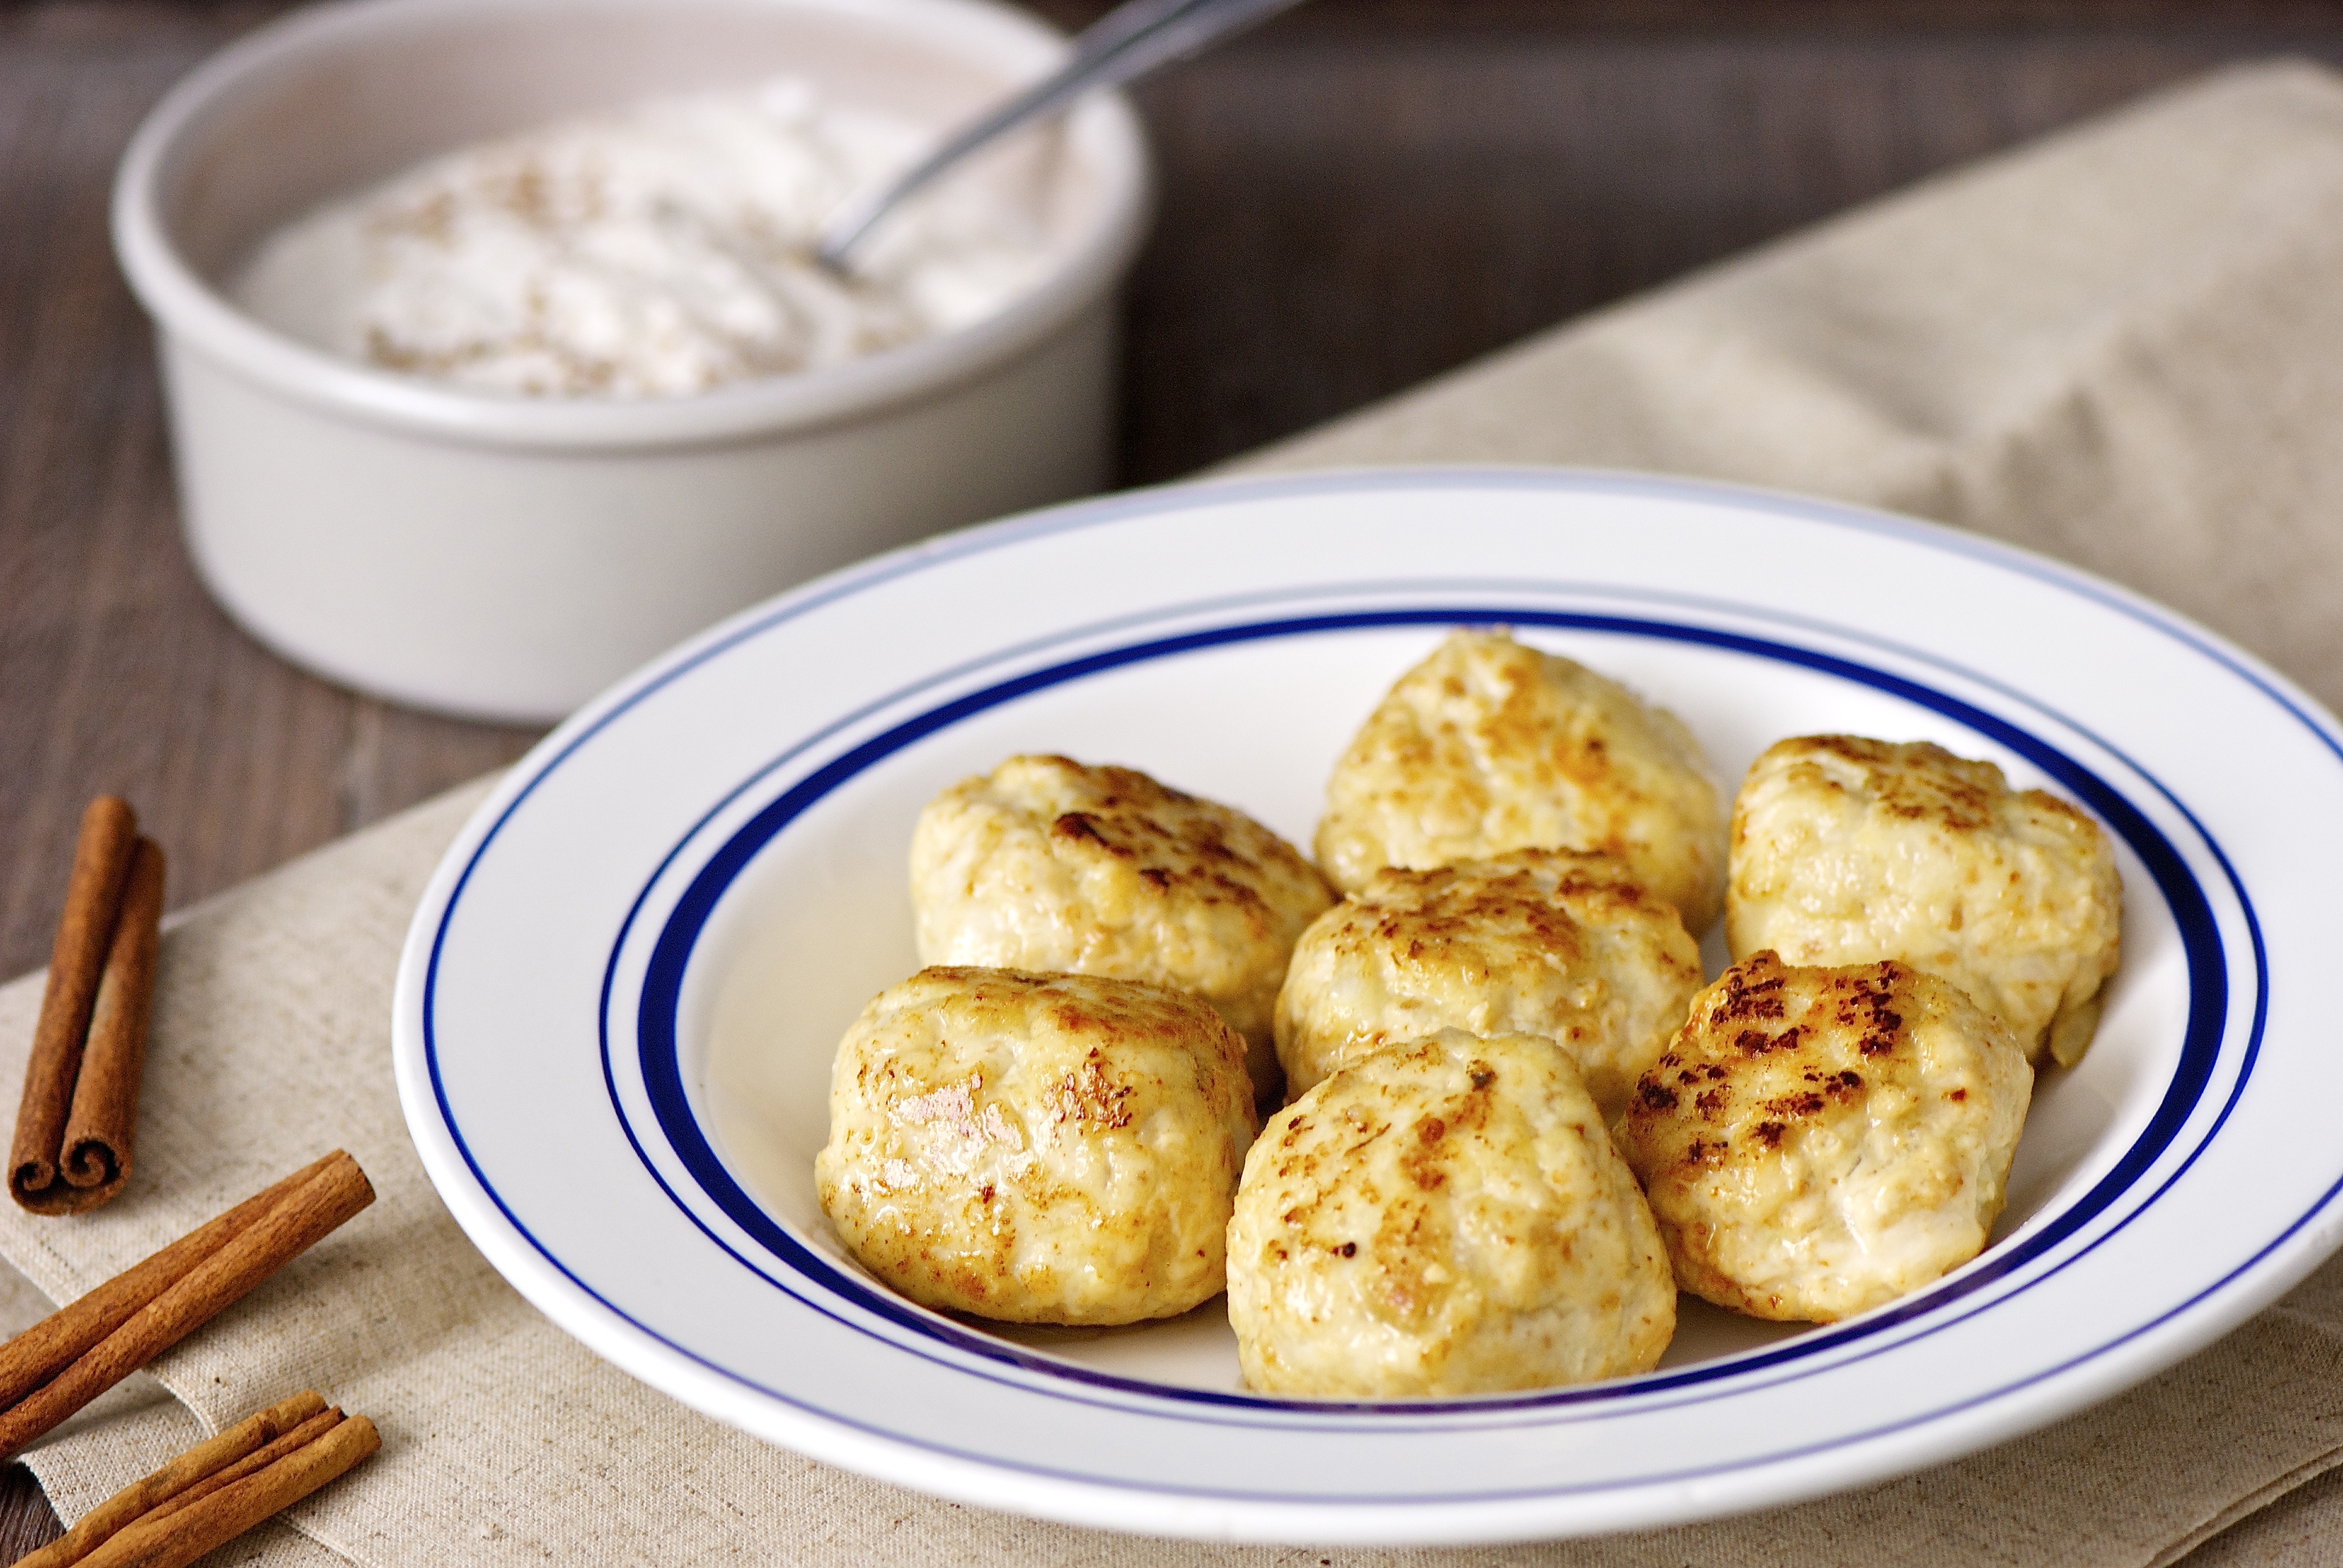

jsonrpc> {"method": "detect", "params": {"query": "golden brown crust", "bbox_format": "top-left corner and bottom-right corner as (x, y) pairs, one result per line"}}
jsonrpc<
(1312, 630), (1725, 932)
(815, 968), (1258, 1325)
(1227, 1030), (1675, 1396)
(910, 756), (1334, 1102)
(1726, 735), (2122, 1065)
(1272, 849), (1702, 1117)
(1615, 952), (2032, 1322)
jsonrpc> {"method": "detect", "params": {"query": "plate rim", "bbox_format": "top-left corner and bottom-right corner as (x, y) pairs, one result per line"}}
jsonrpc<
(393, 465), (2343, 1543)
(614, 597), (2237, 1411)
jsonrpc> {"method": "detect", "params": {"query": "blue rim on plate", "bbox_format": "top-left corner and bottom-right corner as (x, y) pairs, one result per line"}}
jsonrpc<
(397, 468), (2343, 1541)
(623, 605), (2234, 1411)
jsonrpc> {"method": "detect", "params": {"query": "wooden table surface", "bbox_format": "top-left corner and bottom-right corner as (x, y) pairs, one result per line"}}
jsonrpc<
(5, 0), (2343, 1557)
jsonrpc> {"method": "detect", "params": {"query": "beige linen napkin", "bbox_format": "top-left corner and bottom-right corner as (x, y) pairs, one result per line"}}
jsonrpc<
(7, 56), (2343, 1568)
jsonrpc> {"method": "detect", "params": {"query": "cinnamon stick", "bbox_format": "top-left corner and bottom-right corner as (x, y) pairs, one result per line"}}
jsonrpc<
(11, 1390), (325, 1568)
(0, 1153), (348, 1411)
(55, 837), (165, 1211)
(12, 1393), (378, 1568)
(0, 1151), (373, 1460)
(12, 799), (140, 1211)
(135, 1406), (344, 1528)
(87, 1414), (379, 1568)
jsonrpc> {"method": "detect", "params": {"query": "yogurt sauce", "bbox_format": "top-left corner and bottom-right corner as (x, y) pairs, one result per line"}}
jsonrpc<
(231, 79), (1054, 398)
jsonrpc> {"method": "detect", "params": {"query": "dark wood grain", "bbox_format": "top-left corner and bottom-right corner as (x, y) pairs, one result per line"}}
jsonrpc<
(1109, 14), (2343, 479)
(0, 2), (542, 998)
(5, 1), (2343, 1558)
(0, 1462), (51, 1561)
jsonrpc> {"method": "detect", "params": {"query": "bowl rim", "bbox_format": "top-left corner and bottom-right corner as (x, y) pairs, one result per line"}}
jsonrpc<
(111, 0), (1154, 454)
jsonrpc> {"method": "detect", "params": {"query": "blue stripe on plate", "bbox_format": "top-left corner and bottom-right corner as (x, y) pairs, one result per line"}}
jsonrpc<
(417, 471), (2311, 1501)
(620, 606), (2233, 1420)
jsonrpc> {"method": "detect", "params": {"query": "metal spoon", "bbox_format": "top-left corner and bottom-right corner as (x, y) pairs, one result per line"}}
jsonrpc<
(813, 0), (1314, 273)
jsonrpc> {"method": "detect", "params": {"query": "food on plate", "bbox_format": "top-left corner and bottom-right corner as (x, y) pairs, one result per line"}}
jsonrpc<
(909, 754), (1335, 1102)
(1272, 849), (1702, 1119)
(815, 967), (1256, 1325)
(1614, 951), (2032, 1322)
(1727, 735), (2122, 1067)
(1313, 630), (1726, 932)
(1226, 1030), (1676, 1397)
(836, 648), (2099, 1361)
(232, 77), (1054, 398)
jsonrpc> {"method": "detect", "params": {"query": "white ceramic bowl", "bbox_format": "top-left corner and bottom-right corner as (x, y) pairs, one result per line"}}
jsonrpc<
(114, 0), (1151, 722)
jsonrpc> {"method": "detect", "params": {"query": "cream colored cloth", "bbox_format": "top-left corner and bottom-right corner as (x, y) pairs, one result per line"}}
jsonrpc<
(8, 56), (2343, 1568)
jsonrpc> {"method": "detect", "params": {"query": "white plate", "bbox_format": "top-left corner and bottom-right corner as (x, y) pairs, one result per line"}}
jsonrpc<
(392, 469), (2343, 1545)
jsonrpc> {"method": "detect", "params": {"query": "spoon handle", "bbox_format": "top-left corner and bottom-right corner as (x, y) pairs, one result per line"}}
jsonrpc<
(814, 0), (1312, 271)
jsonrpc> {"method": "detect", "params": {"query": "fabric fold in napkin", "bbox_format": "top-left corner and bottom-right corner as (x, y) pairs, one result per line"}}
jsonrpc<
(6, 56), (2343, 1568)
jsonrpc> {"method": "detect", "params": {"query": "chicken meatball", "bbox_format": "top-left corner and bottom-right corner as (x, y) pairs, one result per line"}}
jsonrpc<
(1615, 952), (2032, 1323)
(1273, 849), (1703, 1119)
(1227, 1030), (1676, 1397)
(1728, 735), (2122, 1066)
(816, 968), (1257, 1325)
(1314, 630), (1725, 932)
(909, 755), (1335, 1102)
